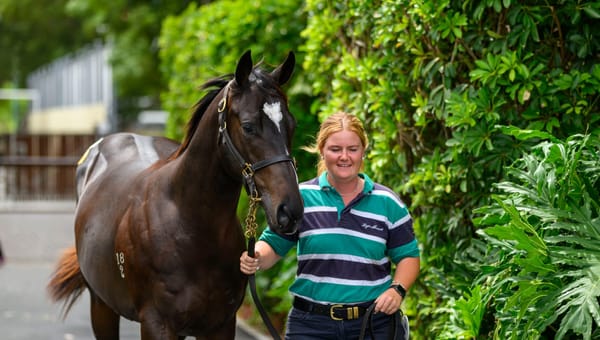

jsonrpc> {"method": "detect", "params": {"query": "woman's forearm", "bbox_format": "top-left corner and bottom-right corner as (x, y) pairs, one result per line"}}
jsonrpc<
(392, 257), (420, 290)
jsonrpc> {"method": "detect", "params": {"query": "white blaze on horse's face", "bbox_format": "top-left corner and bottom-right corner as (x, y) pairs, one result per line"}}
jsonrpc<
(263, 102), (283, 133)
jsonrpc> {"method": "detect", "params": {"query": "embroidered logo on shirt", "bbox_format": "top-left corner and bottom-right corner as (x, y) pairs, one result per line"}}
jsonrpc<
(361, 223), (383, 231)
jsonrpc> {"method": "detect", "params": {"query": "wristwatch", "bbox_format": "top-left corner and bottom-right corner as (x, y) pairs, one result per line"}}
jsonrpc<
(391, 283), (407, 299)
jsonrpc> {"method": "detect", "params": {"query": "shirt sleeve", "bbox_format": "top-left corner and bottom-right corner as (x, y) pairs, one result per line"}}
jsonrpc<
(383, 193), (420, 263)
(389, 238), (420, 263)
(259, 227), (296, 257)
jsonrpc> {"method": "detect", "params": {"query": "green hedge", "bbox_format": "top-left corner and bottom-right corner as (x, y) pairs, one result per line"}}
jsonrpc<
(301, 0), (599, 338)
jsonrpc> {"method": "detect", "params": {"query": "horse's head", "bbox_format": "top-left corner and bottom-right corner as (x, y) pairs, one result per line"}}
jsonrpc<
(218, 50), (302, 235)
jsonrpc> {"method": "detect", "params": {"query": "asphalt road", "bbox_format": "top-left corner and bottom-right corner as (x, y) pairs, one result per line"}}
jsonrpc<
(0, 201), (267, 340)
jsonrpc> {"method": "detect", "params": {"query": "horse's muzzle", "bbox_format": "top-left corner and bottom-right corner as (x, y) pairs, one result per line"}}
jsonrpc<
(276, 203), (301, 235)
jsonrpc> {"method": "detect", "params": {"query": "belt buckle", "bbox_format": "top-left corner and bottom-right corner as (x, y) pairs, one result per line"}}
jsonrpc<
(329, 304), (344, 321)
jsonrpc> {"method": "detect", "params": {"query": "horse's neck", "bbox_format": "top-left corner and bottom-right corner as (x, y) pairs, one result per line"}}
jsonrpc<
(169, 119), (241, 217)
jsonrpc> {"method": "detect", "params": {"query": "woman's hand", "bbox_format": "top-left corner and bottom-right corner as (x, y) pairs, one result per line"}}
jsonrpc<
(239, 250), (261, 275)
(239, 241), (281, 274)
(373, 288), (403, 315)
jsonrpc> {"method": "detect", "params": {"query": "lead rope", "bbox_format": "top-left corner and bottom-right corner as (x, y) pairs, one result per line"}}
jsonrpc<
(359, 304), (405, 340)
(244, 190), (282, 340)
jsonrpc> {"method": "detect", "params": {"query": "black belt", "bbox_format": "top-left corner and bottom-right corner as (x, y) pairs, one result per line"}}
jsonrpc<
(293, 297), (372, 321)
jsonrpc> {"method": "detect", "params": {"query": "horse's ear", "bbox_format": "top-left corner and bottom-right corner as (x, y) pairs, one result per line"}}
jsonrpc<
(235, 50), (253, 88)
(271, 51), (295, 86)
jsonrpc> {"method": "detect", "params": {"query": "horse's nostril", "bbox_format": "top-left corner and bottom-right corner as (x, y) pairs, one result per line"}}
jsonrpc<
(277, 204), (291, 229)
(277, 203), (301, 235)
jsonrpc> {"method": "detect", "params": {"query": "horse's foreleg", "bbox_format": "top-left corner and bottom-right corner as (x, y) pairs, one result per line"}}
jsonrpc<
(89, 291), (120, 340)
(139, 309), (179, 340)
(196, 319), (237, 340)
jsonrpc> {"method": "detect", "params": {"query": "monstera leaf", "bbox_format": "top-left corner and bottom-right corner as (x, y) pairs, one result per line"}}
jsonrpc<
(470, 134), (600, 339)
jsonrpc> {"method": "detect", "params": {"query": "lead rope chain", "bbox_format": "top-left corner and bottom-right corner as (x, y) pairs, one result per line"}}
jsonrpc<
(245, 188), (282, 340)
(244, 189), (261, 240)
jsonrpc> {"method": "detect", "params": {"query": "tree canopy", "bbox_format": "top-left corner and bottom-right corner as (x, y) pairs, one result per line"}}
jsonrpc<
(0, 0), (198, 127)
(0, 0), (90, 86)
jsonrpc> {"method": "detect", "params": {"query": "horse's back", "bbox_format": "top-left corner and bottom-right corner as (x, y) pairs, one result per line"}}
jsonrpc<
(76, 132), (178, 198)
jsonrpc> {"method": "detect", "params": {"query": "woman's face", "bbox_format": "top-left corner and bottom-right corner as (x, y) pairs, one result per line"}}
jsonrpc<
(321, 129), (364, 182)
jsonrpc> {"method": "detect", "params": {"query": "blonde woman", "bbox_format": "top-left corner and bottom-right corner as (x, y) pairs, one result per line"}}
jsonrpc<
(241, 112), (419, 339)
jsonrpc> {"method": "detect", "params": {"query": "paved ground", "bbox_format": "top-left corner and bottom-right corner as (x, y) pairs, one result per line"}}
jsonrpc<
(0, 201), (268, 340)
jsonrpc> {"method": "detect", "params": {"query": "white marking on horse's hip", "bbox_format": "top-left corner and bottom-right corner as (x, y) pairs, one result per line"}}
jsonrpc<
(263, 102), (282, 133)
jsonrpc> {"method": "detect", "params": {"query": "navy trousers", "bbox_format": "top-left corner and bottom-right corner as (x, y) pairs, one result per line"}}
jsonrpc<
(284, 306), (406, 340)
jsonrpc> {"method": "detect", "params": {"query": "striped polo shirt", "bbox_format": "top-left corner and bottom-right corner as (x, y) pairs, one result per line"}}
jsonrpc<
(259, 172), (419, 305)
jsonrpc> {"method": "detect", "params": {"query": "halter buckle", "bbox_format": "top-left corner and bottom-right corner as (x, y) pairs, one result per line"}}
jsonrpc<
(218, 98), (226, 113)
(241, 163), (254, 179)
(218, 85), (229, 113)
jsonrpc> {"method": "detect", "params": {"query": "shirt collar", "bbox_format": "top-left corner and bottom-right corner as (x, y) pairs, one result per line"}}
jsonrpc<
(318, 172), (374, 194)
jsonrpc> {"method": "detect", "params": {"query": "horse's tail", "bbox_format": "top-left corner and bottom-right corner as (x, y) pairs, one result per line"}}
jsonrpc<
(47, 247), (87, 319)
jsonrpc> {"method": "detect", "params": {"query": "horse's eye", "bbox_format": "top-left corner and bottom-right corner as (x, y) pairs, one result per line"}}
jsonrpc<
(241, 123), (256, 135)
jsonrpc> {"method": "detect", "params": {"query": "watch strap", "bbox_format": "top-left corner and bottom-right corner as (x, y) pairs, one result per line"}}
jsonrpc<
(391, 284), (407, 298)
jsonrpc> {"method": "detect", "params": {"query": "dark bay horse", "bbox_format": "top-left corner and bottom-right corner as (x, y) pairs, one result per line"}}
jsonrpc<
(48, 51), (303, 339)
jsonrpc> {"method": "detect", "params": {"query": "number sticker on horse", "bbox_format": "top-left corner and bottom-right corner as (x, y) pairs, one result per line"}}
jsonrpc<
(115, 252), (125, 278)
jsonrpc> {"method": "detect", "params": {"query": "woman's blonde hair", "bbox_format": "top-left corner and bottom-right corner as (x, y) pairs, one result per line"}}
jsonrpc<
(303, 111), (369, 175)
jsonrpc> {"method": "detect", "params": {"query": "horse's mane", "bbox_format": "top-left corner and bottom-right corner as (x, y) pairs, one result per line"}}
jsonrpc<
(167, 61), (284, 161)
(168, 75), (232, 160)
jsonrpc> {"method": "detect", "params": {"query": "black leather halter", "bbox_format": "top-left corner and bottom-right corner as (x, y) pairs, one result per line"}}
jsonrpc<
(216, 84), (295, 196)
(217, 83), (289, 340)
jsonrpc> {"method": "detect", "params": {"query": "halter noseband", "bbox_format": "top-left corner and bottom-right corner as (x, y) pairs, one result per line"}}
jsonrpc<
(217, 84), (295, 196)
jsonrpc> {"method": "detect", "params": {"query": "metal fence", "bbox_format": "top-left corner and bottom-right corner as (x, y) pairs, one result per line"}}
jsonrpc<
(0, 44), (116, 200)
(26, 42), (116, 134)
(0, 134), (97, 200)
